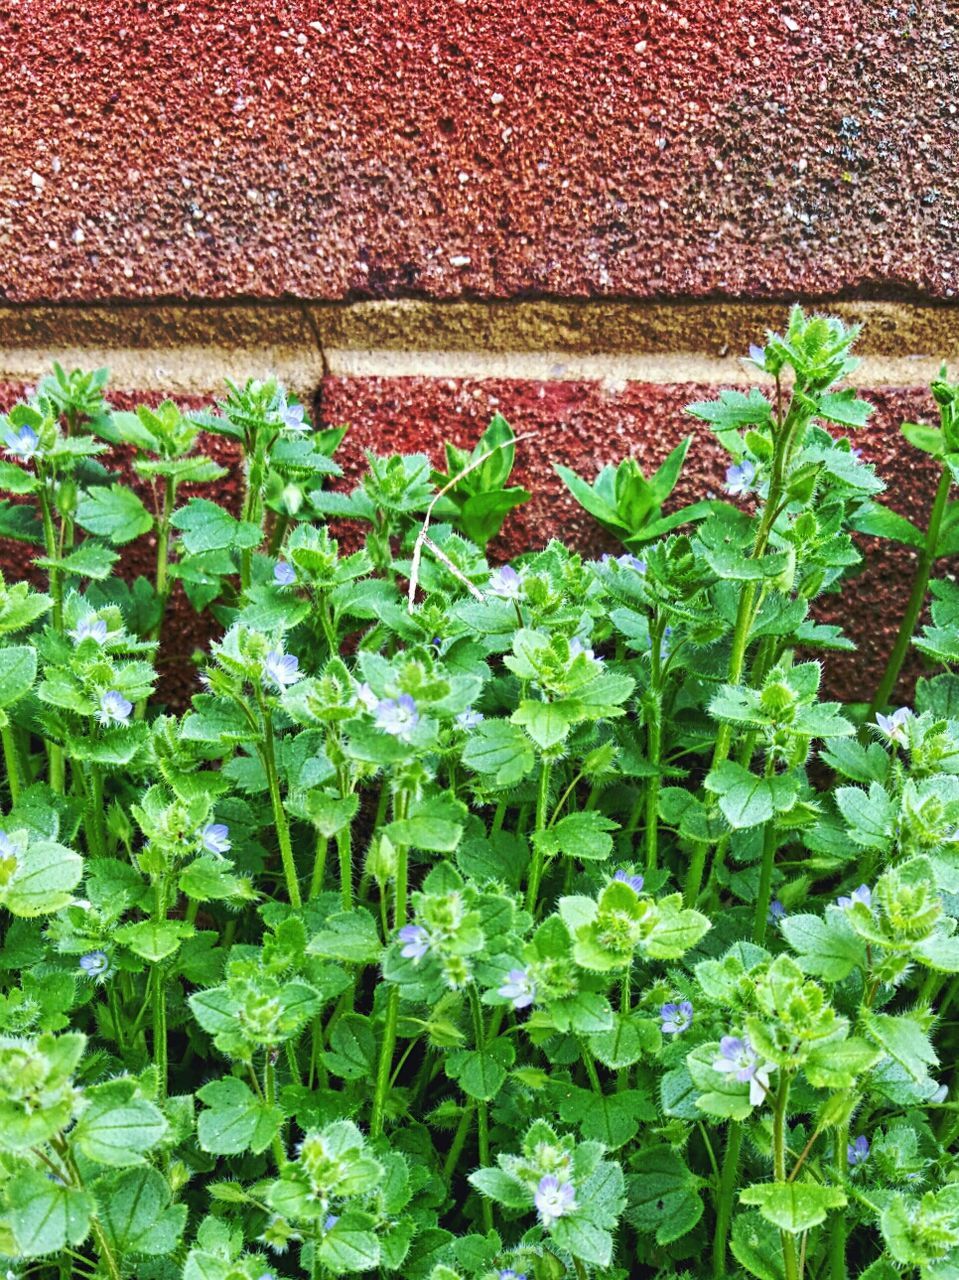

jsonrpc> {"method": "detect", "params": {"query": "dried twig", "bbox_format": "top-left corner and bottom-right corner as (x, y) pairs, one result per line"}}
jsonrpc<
(407, 430), (537, 610)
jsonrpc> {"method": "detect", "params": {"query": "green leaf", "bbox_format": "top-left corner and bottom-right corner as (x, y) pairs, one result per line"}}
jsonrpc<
(731, 1210), (786, 1280)
(551, 1215), (614, 1267)
(835, 782), (896, 851)
(75, 484), (153, 544)
(0, 644), (36, 708)
(315, 1213), (382, 1274)
(2, 839), (82, 916)
(115, 919), (192, 963)
(467, 1167), (532, 1209)
(72, 1080), (168, 1167)
(862, 1011), (939, 1083)
(323, 1014), (377, 1080)
(512, 699), (576, 749)
(533, 811), (619, 862)
(901, 421), (945, 456)
(7, 1166), (93, 1257)
(461, 719), (535, 785)
(308, 910), (383, 965)
(805, 1037), (881, 1089)
(818, 390), (873, 428)
(739, 1181), (846, 1233)
(446, 1038), (515, 1100)
(626, 1145), (703, 1244)
(706, 760), (798, 830)
(196, 1076), (282, 1155)
(686, 1043), (753, 1120)
(94, 1167), (186, 1255)
(171, 498), (260, 553)
(781, 911), (865, 981)
(58, 540), (122, 580)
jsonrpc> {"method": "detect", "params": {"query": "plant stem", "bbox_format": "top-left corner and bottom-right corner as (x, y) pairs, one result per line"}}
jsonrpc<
(2, 723), (21, 803)
(828, 1124), (848, 1280)
(259, 701), (302, 908)
(38, 480), (65, 791)
(152, 879), (168, 1101)
(774, 1079), (800, 1280)
(370, 791), (409, 1138)
(644, 678), (663, 875)
(85, 763), (108, 859)
(712, 1121), (742, 1280)
(337, 824), (352, 910)
(469, 986), (493, 1233)
(309, 833), (328, 899)
(869, 464), (952, 715)
(753, 793), (779, 945)
(525, 759), (552, 914)
(265, 1052), (287, 1169)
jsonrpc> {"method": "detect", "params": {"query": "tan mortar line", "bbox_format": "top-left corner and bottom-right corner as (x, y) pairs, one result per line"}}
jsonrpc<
(0, 299), (957, 392)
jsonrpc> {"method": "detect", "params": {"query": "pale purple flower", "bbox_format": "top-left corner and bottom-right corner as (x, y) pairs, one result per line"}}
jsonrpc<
(614, 869), (645, 894)
(0, 830), (16, 859)
(399, 924), (430, 962)
(3, 425), (41, 461)
(277, 399), (308, 432)
(569, 637), (603, 665)
(323, 1214), (339, 1231)
(660, 1001), (693, 1035)
(262, 651), (301, 689)
(374, 694), (419, 740)
(748, 344), (766, 367)
(659, 625), (673, 659)
(498, 968), (537, 1010)
(534, 1175), (577, 1227)
(79, 950), (110, 978)
(850, 446), (863, 460)
(456, 706), (484, 729)
(488, 565), (524, 599)
(273, 560), (296, 586)
(837, 884), (872, 911)
(725, 459), (757, 497)
(355, 681), (379, 712)
(713, 1035), (775, 1106)
(847, 1135), (870, 1167)
(200, 823), (231, 856)
(96, 690), (132, 725)
(875, 706), (913, 746)
(69, 616), (108, 645)
(768, 899), (786, 924)
(499, 1272), (527, 1280)
(601, 550), (647, 570)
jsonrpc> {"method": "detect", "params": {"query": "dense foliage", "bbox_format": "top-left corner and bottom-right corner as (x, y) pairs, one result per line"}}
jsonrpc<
(1, 309), (959, 1280)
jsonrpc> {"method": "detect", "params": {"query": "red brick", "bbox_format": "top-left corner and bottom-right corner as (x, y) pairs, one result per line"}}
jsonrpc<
(2, 2), (957, 302)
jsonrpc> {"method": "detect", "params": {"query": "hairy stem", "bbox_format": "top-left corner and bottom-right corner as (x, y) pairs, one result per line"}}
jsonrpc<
(259, 702), (302, 908)
(869, 464), (952, 716)
(525, 758), (553, 914)
(713, 1121), (742, 1279)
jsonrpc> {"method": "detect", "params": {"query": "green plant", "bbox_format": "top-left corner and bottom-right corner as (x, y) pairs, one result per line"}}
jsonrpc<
(0, 310), (957, 1280)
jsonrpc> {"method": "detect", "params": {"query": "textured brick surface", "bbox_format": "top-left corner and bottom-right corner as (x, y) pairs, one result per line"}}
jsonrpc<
(2, 2), (957, 302)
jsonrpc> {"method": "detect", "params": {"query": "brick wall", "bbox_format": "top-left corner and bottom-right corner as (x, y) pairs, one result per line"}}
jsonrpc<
(2, 1), (959, 700)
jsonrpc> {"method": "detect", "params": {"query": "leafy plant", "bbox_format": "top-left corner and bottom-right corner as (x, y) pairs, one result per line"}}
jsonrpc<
(0, 310), (957, 1280)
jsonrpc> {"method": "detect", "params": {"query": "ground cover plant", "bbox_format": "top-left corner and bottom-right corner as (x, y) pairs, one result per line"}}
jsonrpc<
(1, 308), (959, 1280)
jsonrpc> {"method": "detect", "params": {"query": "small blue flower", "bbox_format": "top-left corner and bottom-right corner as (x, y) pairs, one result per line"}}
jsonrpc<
(273, 560), (296, 586)
(614, 869), (644, 894)
(0, 829), (18, 859)
(374, 694), (419, 740)
(660, 625), (673, 658)
(875, 706), (912, 746)
(748, 344), (766, 367)
(725, 459), (757, 497)
(660, 1001), (693, 1035)
(847, 1135), (869, 1167)
(262, 651), (301, 689)
(837, 884), (872, 911)
(498, 968), (537, 1010)
(355, 681), (379, 712)
(3, 425), (41, 460)
(398, 924), (430, 962)
(323, 1214), (339, 1231)
(79, 951), (110, 978)
(534, 1175), (577, 1226)
(499, 1271), (528, 1280)
(487, 565), (524, 599)
(569, 637), (603, 665)
(97, 690), (132, 726)
(768, 899), (786, 924)
(456, 706), (484, 729)
(200, 823), (231, 856)
(277, 399), (308, 432)
(69, 616), (108, 645)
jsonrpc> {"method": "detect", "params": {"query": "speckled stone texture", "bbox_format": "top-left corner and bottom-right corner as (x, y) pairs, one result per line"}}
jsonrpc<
(2, 1), (957, 301)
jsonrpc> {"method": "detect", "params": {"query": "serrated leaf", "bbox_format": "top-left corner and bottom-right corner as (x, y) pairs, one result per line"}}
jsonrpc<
(740, 1181), (845, 1233)
(75, 484), (153, 544)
